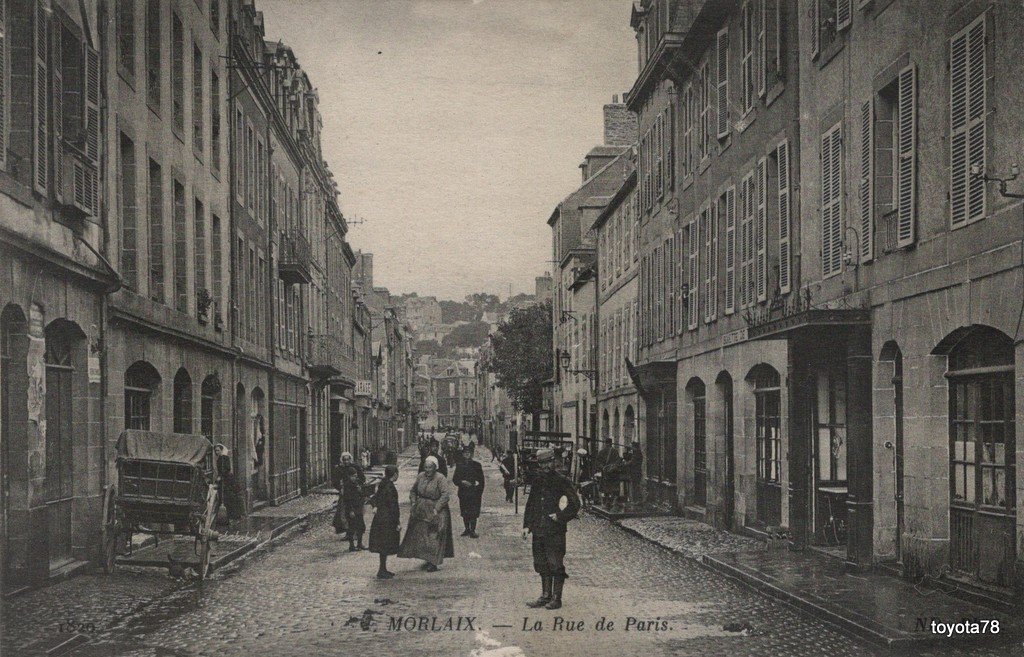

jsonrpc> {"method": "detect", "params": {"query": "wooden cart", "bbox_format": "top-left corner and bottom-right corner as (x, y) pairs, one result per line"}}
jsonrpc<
(102, 430), (220, 580)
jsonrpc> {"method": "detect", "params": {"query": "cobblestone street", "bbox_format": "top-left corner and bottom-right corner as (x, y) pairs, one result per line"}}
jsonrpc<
(3, 451), (1019, 657)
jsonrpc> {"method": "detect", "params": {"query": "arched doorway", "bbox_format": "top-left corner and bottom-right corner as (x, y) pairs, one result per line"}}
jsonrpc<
(938, 326), (1016, 587)
(879, 341), (904, 563)
(44, 319), (86, 569)
(200, 374), (222, 443)
(748, 364), (782, 528)
(623, 406), (636, 444)
(716, 372), (735, 530)
(686, 378), (707, 508)
(173, 368), (193, 433)
(2, 304), (29, 586)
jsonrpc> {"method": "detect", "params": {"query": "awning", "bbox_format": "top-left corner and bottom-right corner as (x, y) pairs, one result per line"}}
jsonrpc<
(626, 358), (676, 399)
(746, 308), (871, 341)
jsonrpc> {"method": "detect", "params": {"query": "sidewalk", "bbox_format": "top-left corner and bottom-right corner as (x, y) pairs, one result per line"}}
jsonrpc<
(117, 490), (337, 573)
(616, 516), (1020, 650)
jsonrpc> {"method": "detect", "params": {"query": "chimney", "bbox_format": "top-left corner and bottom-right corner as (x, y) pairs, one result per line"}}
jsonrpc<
(603, 94), (638, 147)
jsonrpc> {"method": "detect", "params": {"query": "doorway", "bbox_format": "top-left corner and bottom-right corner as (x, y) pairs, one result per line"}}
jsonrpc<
(717, 372), (735, 530)
(44, 322), (78, 571)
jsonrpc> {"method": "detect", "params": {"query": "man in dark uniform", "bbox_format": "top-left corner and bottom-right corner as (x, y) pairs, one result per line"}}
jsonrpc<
(522, 448), (580, 610)
(499, 449), (517, 503)
(418, 439), (448, 476)
(625, 440), (644, 507)
(594, 438), (621, 508)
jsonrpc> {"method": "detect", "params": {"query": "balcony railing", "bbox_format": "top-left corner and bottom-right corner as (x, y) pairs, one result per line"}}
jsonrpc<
(306, 333), (345, 378)
(882, 209), (900, 254)
(279, 230), (312, 284)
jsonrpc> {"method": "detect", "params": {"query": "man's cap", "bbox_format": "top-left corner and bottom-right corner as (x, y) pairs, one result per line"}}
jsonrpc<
(535, 448), (555, 462)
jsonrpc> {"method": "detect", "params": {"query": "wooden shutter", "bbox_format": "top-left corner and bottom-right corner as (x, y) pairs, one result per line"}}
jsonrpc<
(702, 206), (712, 323)
(654, 245), (663, 340)
(837, 0), (853, 31)
(810, 0), (820, 59)
(666, 101), (675, 189)
(666, 236), (675, 335)
(764, 0), (779, 87)
(716, 27), (729, 138)
(858, 101), (873, 261)
(756, 0), (766, 98)
(756, 158), (768, 301)
(656, 113), (664, 199)
(739, 175), (750, 307)
(724, 187), (737, 313)
(710, 202), (719, 319)
(776, 142), (792, 293)
(895, 64), (916, 247)
(675, 223), (684, 332)
(821, 124), (843, 277)
(34, 1), (48, 195)
(950, 17), (984, 228)
(0, 0), (6, 170)
(688, 217), (699, 330)
(52, 21), (63, 201)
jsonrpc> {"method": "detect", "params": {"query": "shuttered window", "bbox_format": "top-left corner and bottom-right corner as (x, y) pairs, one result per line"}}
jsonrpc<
(171, 12), (184, 134)
(836, 0), (853, 31)
(655, 113), (664, 199)
(821, 123), (844, 278)
(755, 0), (766, 98)
(146, 0), (160, 109)
(776, 141), (792, 293)
(34, 1), (48, 195)
(741, 1), (756, 113)
(704, 203), (719, 322)
(756, 157), (768, 302)
(716, 27), (729, 139)
(739, 173), (755, 307)
(666, 236), (675, 335)
(148, 159), (164, 303)
(858, 101), (873, 262)
(950, 16), (986, 228)
(117, 0), (135, 79)
(194, 198), (206, 295)
(764, 0), (781, 88)
(193, 43), (203, 154)
(0, 0), (7, 171)
(120, 133), (138, 290)
(688, 217), (699, 330)
(895, 64), (916, 247)
(666, 102), (675, 190)
(173, 180), (188, 313)
(723, 187), (737, 313)
(675, 223), (684, 333)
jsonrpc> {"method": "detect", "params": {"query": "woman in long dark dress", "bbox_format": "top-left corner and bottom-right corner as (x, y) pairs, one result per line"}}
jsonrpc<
(452, 445), (485, 538)
(369, 465), (401, 579)
(340, 452), (367, 551)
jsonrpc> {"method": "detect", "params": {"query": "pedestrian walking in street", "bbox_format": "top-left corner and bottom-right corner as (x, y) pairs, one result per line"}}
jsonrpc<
(625, 440), (644, 508)
(452, 445), (485, 538)
(594, 438), (621, 509)
(500, 449), (517, 503)
(522, 448), (580, 610)
(418, 439), (448, 476)
(339, 452), (367, 551)
(369, 465), (402, 579)
(398, 456), (454, 571)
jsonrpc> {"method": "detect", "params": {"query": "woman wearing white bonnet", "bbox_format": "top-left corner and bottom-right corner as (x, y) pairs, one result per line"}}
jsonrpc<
(397, 455), (454, 571)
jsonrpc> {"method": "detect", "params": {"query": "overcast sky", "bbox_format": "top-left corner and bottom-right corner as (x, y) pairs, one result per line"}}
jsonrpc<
(259, 0), (637, 301)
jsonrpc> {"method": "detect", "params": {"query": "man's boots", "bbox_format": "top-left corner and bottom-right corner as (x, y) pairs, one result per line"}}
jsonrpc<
(545, 576), (564, 610)
(526, 576), (552, 608)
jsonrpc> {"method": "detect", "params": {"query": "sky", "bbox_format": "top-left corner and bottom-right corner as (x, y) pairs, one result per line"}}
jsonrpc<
(259, 0), (637, 301)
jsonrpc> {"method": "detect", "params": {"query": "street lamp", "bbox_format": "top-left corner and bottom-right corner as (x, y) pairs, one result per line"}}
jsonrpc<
(559, 350), (596, 381)
(970, 162), (1023, 199)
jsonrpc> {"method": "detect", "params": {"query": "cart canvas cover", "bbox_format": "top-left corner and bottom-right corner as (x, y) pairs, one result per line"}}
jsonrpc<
(116, 430), (212, 466)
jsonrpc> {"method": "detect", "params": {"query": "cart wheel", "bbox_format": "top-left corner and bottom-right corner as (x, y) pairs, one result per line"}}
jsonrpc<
(101, 486), (120, 574)
(197, 484), (218, 580)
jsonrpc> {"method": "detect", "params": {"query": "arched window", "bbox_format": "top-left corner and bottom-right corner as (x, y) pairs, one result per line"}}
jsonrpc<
(125, 361), (161, 430)
(201, 374), (222, 441)
(173, 368), (193, 433)
(687, 378), (707, 507)
(946, 326), (1016, 584)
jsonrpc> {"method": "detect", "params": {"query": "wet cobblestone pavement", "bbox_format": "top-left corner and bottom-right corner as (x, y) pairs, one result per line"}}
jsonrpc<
(4, 452), (1022, 657)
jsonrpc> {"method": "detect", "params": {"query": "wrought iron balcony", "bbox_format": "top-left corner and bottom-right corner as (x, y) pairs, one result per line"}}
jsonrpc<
(306, 333), (345, 378)
(278, 230), (312, 284)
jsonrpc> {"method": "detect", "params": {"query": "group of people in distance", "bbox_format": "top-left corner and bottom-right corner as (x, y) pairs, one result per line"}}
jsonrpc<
(331, 434), (583, 609)
(579, 437), (643, 510)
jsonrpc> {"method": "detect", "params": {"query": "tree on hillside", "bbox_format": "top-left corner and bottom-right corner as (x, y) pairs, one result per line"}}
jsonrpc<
(442, 321), (491, 349)
(440, 300), (479, 324)
(465, 293), (501, 311)
(414, 339), (445, 358)
(487, 301), (552, 421)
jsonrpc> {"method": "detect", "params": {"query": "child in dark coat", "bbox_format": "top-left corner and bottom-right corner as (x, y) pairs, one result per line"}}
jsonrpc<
(369, 465), (401, 579)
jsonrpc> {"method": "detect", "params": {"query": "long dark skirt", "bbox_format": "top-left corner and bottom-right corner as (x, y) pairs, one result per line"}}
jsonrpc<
(458, 489), (483, 520)
(397, 509), (454, 566)
(368, 509), (400, 556)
